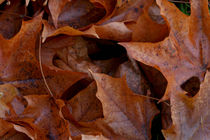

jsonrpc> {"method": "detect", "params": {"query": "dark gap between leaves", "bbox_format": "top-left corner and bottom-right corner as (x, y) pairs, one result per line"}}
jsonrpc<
(181, 76), (200, 97)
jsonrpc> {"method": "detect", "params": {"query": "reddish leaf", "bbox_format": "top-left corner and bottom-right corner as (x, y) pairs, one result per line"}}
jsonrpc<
(0, 0), (25, 39)
(9, 95), (71, 140)
(0, 15), (87, 98)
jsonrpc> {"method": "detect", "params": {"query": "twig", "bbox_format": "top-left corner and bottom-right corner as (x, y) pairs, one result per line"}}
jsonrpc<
(38, 35), (54, 97)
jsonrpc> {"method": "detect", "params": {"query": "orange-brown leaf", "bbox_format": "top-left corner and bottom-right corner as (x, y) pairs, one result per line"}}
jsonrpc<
(92, 73), (159, 140)
(120, 0), (210, 101)
(162, 70), (210, 140)
(9, 95), (71, 140)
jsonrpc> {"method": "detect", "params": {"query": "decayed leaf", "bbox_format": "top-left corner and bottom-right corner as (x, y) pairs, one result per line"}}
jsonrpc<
(48, 0), (70, 27)
(162, 70), (210, 140)
(120, 0), (210, 101)
(0, 14), (87, 98)
(0, 0), (25, 39)
(67, 82), (103, 122)
(92, 73), (159, 140)
(9, 95), (71, 140)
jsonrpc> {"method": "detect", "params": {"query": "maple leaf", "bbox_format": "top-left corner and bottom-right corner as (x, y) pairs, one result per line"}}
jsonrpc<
(0, 14), (87, 98)
(8, 95), (71, 140)
(92, 72), (159, 140)
(120, 0), (210, 101)
(162, 70), (210, 140)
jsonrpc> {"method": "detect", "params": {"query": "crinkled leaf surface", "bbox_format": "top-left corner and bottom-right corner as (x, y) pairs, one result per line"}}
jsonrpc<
(92, 73), (159, 140)
(120, 0), (210, 101)
(9, 95), (71, 140)
(163, 70), (210, 140)
(0, 15), (87, 98)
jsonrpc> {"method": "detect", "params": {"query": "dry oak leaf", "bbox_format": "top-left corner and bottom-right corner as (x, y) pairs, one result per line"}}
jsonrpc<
(48, 0), (71, 27)
(162, 70), (210, 140)
(0, 0), (25, 39)
(0, 15), (87, 98)
(92, 73), (159, 140)
(9, 95), (71, 140)
(81, 134), (109, 140)
(67, 82), (103, 122)
(0, 118), (31, 140)
(120, 0), (210, 101)
(55, 0), (106, 29)
(0, 84), (19, 118)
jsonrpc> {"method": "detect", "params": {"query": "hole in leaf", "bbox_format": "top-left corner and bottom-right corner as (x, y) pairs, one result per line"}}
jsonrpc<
(181, 76), (200, 97)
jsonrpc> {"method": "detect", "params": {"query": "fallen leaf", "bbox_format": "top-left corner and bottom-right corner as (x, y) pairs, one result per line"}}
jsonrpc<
(9, 95), (71, 140)
(115, 60), (149, 94)
(55, 0), (106, 29)
(67, 82), (103, 122)
(125, 1), (169, 42)
(162, 70), (210, 140)
(0, 0), (25, 39)
(42, 36), (101, 74)
(92, 72), (159, 140)
(0, 14), (87, 98)
(0, 84), (20, 118)
(48, 0), (70, 27)
(81, 134), (109, 140)
(120, 0), (210, 101)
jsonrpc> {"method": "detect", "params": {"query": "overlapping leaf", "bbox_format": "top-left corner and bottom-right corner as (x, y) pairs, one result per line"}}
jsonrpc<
(120, 0), (210, 101)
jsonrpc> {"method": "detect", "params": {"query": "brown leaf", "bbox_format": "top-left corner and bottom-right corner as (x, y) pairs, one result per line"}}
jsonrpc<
(125, 1), (169, 42)
(0, 0), (25, 39)
(162, 70), (210, 140)
(85, 22), (132, 41)
(67, 82), (103, 122)
(55, 0), (106, 29)
(115, 60), (149, 94)
(0, 119), (31, 140)
(92, 73), (159, 140)
(103, 0), (152, 23)
(89, 0), (116, 24)
(42, 36), (101, 75)
(0, 15), (87, 98)
(48, 0), (70, 27)
(81, 134), (109, 140)
(120, 0), (210, 101)
(0, 84), (21, 118)
(9, 95), (71, 140)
